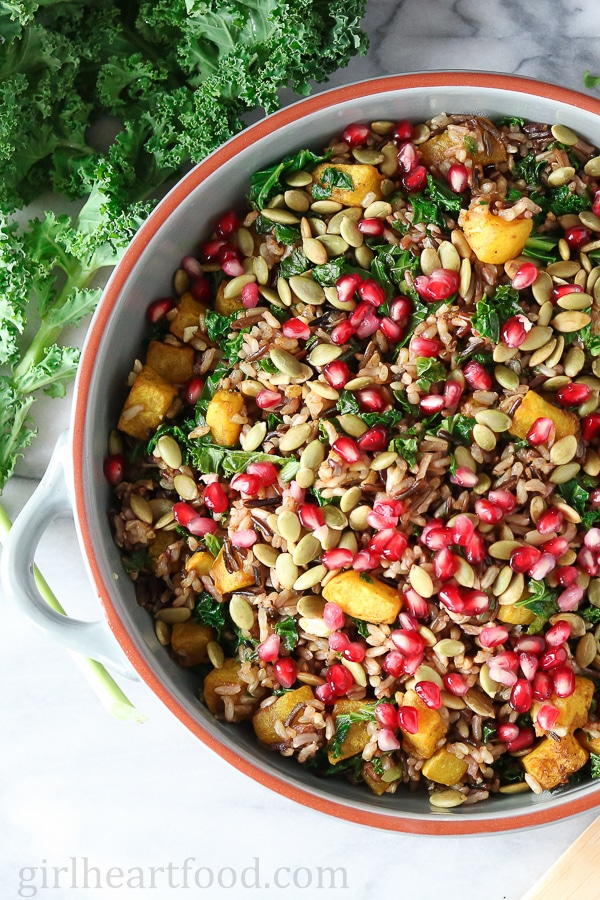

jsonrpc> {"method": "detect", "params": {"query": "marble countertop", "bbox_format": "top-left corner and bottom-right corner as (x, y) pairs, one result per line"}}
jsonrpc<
(2, 2), (600, 898)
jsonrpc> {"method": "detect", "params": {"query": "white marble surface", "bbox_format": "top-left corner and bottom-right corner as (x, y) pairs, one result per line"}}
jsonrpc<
(2, 2), (600, 898)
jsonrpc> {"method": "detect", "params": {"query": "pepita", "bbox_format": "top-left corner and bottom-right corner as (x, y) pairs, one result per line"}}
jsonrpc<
(157, 434), (183, 470)
(289, 274), (325, 306)
(277, 277), (292, 306)
(308, 343), (343, 367)
(275, 553), (300, 590)
(223, 273), (256, 299)
(339, 215), (363, 248)
(420, 247), (442, 276)
(130, 493), (153, 524)
(155, 619), (171, 646)
(337, 413), (368, 437)
(322, 505), (348, 530)
(269, 346), (302, 378)
(551, 123), (579, 145)
(409, 564), (434, 598)
(344, 376), (373, 391)
(580, 210), (600, 232)
(340, 486), (363, 512)
(207, 641), (225, 668)
(498, 572), (525, 606)
(242, 421), (267, 453)
(556, 292), (593, 310)
(584, 155), (600, 177)
(295, 467), (315, 489)
(459, 257), (472, 298)
(549, 462), (581, 484)
(454, 557), (475, 588)
(293, 565), (327, 591)
(363, 200), (392, 219)
(310, 200), (343, 215)
(300, 439), (326, 470)
(576, 632), (598, 668)
(317, 234), (350, 257)
(547, 165), (575, 187)
(474, 409), (511, 433)
(278, 422), (313, 452)
(253, 543), (280, 567)
(285, 169), (313, 187)
(284, 189), (310, 212)
(472, 423), (497, 451)
(297, 595), (326, 617)
(277, 510), (302, 543)
(564, 346), (586, 377)
(479, 663), (499, 698)
(547, 260), (581, 278)
(370, 451), (398, 470)
(429, 790), (465, 809)
(298, 616), (332, 638)
(438, 240), (461, 272)
(531, 270), (553, 305)
(173, 473), (198, 501)
(156, 606), (191, 624)
(549, 434), (578, 466)
(261, 207), (300, 225)
(349, 505), (370, 530)
(519, 325), (554, 352)
(303, 236), (329, 266)
(435, 638), (465, 657)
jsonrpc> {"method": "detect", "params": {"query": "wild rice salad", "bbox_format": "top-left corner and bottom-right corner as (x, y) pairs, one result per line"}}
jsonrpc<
(108, 113), (600, 808)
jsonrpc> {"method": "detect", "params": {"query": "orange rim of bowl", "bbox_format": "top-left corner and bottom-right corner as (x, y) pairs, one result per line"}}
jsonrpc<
(73, 72), (600, 834)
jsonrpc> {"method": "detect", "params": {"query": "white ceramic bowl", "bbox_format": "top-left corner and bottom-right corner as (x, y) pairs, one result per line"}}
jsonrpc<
(5, 72), (600, 834)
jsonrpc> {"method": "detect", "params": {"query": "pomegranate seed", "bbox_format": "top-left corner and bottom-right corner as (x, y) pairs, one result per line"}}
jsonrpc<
(199, 238), (226, 262)
(446, 162), (469, 193)
(357, 425), (389, 453)
(257, 633), (280, 662)
(246, 461), (278, 486)
(282, 317), (311, 340)
(419, 394), (445, 414)
(493, 650), (520, 671)
(593, 190), (600, 217)
(451, 514), (475, 546)
(391, 629), (425, 656)
(526, 416), (555, 446)
(231, 529), (257, 548)
(255, 389), (282, 409)
(556, 382), (591, 407)
(348, 301), (372, 328)
(230, 473), (261, 495)
(344, 642), (366, 664)
(327, 663), (354, 696)
(540, 646), (568, 670)
(172, 501), (200, 527)
(474, 498), (504, 524)
(377, 729), (401, 752)
(551, 283), (583, 303)
(536, 508), (564, 534)
(585, 528), (600, 550)
(557, 584), (584, 611)
(403, 165), (428, 192)
(578, 546), (599, 576)
(564, 225), (591, 251)
(556, 565), (579, 586)
(390, 295), (413, 325)
(103, 453), (125, 485)
(383, 650), (406, 677)
(533, 670), (554, 701)
(501, 315), (532, 348)
(214, 209), (240, 237)
(510, 678), (533, 713)
(146, 297), (174, 323)
(333, 436), (361, 463)
(382, 531), (409, 563)
(545, 620), (571, 647)
(511, 261), (538, 290)
(450, 466), (478, 488)
(463, 589), (490, 616)
(423, 526), (453, 551)
(379, 317), (403, 342)
(536, 703), (560, 732)
(218, 244), (244, 275)
(328, 631), (349, 652)
(497, 722), (520, 743)
(434, 547), (459, 581)
(582, 413), (600, 442)
(298, 503), (325, 531)
(355, 311), (380, 339)
(410, 335), (441, 357)
(463, 360), (492, 391)
(393, 119), (414, 142)
(427, 268), (460, 300)
(397, 141), (420, 173)
(553, 665), (576, 698)
(465, 532), (486, 563)
(513, 635), (546, 654)
(352, 549), (379, 571)
(506, 727), (535, 753)
(399, 611), (419, 631)
(413, 275), (434, 300)
(403, 588), (429, 618)
(487, 490), (517, 513)
(274, 657), (297, 688)
(414, 681), (442, 709)
(591, 488), (600, 508)
(356, 387), (386, 412)
(181, 255), (204, 279)
(479, 626), (509, 648)
(187, 517), (218, 536)
(510, 545), (541, 573)
(331, 319), (356, 345)
(335, 273), (363, 303)
(322, 548), (354, 570)
(438, 585), (465, 614)
(342, 122), (370, 146)
(358, 279), (386, 307)
(322, 602), (345, 632)
(358, 217), (385, 236)
(324, 360), (351, 389)
(241, 282), (259, 308)
(541, 536), (569, 559)
(203, 481), (228, 513)
(290, 481), (305, 504)
(397, 706), (419, 734)
(375, 702), (399, 730)
(519, 652), (539, 681)
(528, 552), (557, 581)
(191, 275), (211, 303)
(315, 683), (336, 704)
(184, 376), (204, 405)
(443, 672), (469, 696)
(444, 379), (463, 409)
(487, 665), (518, 687)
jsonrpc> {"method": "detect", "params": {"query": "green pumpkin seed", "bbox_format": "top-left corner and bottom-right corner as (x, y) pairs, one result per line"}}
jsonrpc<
(542, 375), (571, 391)
(241, 421), (267, 452)
(458, 257), (472, 298)
(370, 120), (395, 135)
(563, 347), (586, 380)
(130, 493), (153, 524)
(284, 189), (310, 212)
(289, 275), (325, 306)
(420, 247), (441, 276)
(349, 505), (370, 530)
(464, 687), (495, 717)
(277, 277), (292, 306)
(352, 147), (384, 165)
(310, 199), (343, 215)
(489, 540), (521, 561)
(173, 268), (190, 295)
(545, 335), (565, 369)
(454, 557), (475, 588)
(156, 606), (192, 624)
(549, 461), (581, 484)
(337, 531), (358, 554)
(253, 543), (279, 567)
(155, 619), (171, 646)
(429, 790), (465, 809)
(551, 124), (579, 145)
(531, 270), (553, 305)
(322, 505), (348, 530)
(300, 439), (325, 471)
(157, 434), (183, 470)
(438, 240), (461, 272)
(354, 244), (374, 268)
(472, 423), (497, 451)
(547, 260), (581, 278)
(344, 376), (373, 391)
(454, 445), (477, 471)
(494, 365), (519, 391)
(298, 616), (332, 638)
(293, 565), (327, 591)
(370, 451), (398, 470)
(308, 381), (339, 400)
(364, 200), (392, 219)
(519, 325), (554, 352)
(474, 409), (512, 433)
(337, 413), (368, 437)
(275, 553), (300, 590)
(498, 572), (525, 606)
(435, 638), (465, 658)
(277, 510), (302, 543)
(207, 641), (225, 668)
(223, 273), (256, 299)
(173, 474), (198, 501)
(295, 467), (315, 489)
(308, 343), (343, 367)
(278, 422), (313, 452)
(339, 215), (363, 248)
(492, 566), (513, 597)
(229, 594), (255, 631)
(303, 236), (329, 266)
(297, 595), (325, 617)
(319, 526), (340, 550)
(584, 155), (600, 177)
(409, 564), (434, 598)
(261, 207), (300, 224)
(340, 486), (363, 513)
(414, 664), (444, 689)
(556, 292), (593, 310)
(547, 165), (575, 187)
(318, 234), (349, 257)
(154, 509), (175, 530)
(479, 663), (499, 698)
(549, 434), (578, 466)
(269, 347), (302, 378)
(341, 657), (367, 687)
(493, 343), (517, 363)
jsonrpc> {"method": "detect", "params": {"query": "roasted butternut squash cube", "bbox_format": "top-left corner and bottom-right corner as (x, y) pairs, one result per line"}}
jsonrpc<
(185, 549), (215, 576)
(322, 570), (401, 625)
(327, 698), (376, 764)
(400, 690), (447, 760)
(531, 675), (595, 736)
(253, 685), (315, 745)
(145, 340), (195, 384)
(203, 657), (258, 719)
(419, 117), (507, 169)
(169, 291), (207, 340)
(362, 761), (389, 796)
(421, 747), (469, 786)
(212, 546), (256, 596)
(214, 281), (245, 316)
(117, 365), (178, 441)
(311, 163), (383, 207)
(497, 603), (535, 626)
(509, 390), (579, 442)
(459, 201), (533, 264)
(171, 620), (215, 667)
(205, 389), (244, 446)
(576, 725), (600, 755)
(522, 732), (589, 791)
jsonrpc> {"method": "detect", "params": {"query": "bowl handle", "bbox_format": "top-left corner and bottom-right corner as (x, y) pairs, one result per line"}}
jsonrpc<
(1, 431), (136, 680)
